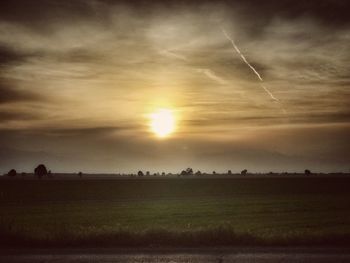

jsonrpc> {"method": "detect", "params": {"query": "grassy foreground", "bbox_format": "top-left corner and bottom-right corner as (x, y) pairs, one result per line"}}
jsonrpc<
(0, 177), (350, 247)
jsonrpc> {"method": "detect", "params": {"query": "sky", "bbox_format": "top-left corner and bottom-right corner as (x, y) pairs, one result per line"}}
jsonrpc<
(0, 0), (349, 173)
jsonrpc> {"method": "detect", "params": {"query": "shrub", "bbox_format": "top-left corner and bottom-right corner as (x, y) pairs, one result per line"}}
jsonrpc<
(7, 169), (17, 177)
(34, 164), (48, 179)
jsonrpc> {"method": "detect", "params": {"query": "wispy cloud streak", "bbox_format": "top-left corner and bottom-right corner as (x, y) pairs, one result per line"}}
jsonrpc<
(159, 48), (227, 85)
(197, 68), (228, 85)
(222, 28), (278, 101)
(159, 49), (188, 61)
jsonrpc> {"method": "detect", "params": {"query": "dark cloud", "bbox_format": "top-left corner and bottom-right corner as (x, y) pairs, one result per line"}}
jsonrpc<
(232, 0), (350, 26)
(0, 1), (104, 30)
(0, 47), (44, 105)
(0, 82), (41, 104)
(1, 0), (349, 28)
(0, 45), (27, 66)
(0, 111), (40, 121)
(39, 125), (140, 137)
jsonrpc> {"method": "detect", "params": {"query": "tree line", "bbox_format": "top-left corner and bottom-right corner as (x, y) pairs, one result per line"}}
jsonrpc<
(5, 165), (314, 178)
(6, 164), (52, 179)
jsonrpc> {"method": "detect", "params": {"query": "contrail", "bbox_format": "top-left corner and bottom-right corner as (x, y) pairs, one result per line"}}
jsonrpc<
(160, 49), (188, 61)
(222, 28), (279, 102)
(197, 68), (228, 85)
(159, 47), (228, 85)
(261, 84), (278, 101)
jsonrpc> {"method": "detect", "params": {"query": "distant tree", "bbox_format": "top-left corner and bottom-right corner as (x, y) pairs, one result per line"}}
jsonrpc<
(34, 164), (48, 179)
(304, 169), (311, 176)
(195, 170), (202, 176)
(212, 171), (216, 175)
(180, 170), (187, 176)
(180, 168), (193, 176)
(241, 169), (248, 176)
(146, 171), (150, 176)
(78, 172), (83, 178)
(137, 171), (144, 177)
(161, 172), (166, 176)
(185, 168), (193, 175)
(228, 170), (232, 175)
(48, 170), (52, 178)
(7, 169), (17, 177)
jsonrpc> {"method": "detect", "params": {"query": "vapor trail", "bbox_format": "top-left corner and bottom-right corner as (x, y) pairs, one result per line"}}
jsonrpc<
(222, 28), (279, 102)
(198, 68), (228, 85)
(159, 46), (228, 85)
(261, 84), (278, 101)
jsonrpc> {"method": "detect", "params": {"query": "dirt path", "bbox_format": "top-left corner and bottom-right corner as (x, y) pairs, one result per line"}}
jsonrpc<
(1, 247), (350, 262)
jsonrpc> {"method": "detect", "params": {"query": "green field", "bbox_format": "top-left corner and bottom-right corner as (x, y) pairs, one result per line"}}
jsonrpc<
(1, 177), (350, 247)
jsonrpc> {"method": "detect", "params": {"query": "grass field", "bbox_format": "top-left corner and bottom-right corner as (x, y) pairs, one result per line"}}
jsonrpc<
(0, 177), (350, 247)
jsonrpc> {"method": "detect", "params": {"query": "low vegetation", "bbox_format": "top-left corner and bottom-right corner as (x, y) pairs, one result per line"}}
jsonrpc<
(0, 177), (349, 247)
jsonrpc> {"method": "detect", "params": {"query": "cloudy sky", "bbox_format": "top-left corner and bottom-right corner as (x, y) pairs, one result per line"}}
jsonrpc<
(0, 0), (349, 173)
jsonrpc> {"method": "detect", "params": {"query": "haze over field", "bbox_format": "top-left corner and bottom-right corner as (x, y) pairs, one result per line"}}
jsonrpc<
(0, 0), (349, 173)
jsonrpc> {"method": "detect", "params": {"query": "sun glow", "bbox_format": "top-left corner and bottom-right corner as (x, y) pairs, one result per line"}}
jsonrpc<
(150, 109), (176, 138)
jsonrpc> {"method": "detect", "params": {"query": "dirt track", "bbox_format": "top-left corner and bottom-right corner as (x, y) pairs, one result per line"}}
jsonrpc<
(1, 247), (350, 262)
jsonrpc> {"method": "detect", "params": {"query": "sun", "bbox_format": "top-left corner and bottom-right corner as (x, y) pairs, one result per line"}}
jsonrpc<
(150, 109), (176, 138)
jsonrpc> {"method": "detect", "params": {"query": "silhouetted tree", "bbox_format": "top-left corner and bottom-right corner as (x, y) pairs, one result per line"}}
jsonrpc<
(180, 168), (194, 176)
(241, 169), (248, 176)
(186, 168), (193, 175)
(138, 170), (144, 177)
(161, 172), (166, 176)
(34, 164), (48, 179)
(7, 169), (16, 177)
(305, 169), (311, 176)
(195, 170), (202, 176)
(212, 171), (216, 175)
(228, 170), (232, 175)
(146, 171), (150, 176)
(78, 172), (83, 178)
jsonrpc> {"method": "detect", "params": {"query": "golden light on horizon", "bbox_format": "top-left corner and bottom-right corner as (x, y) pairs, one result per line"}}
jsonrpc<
(150, 108), (176, 138)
